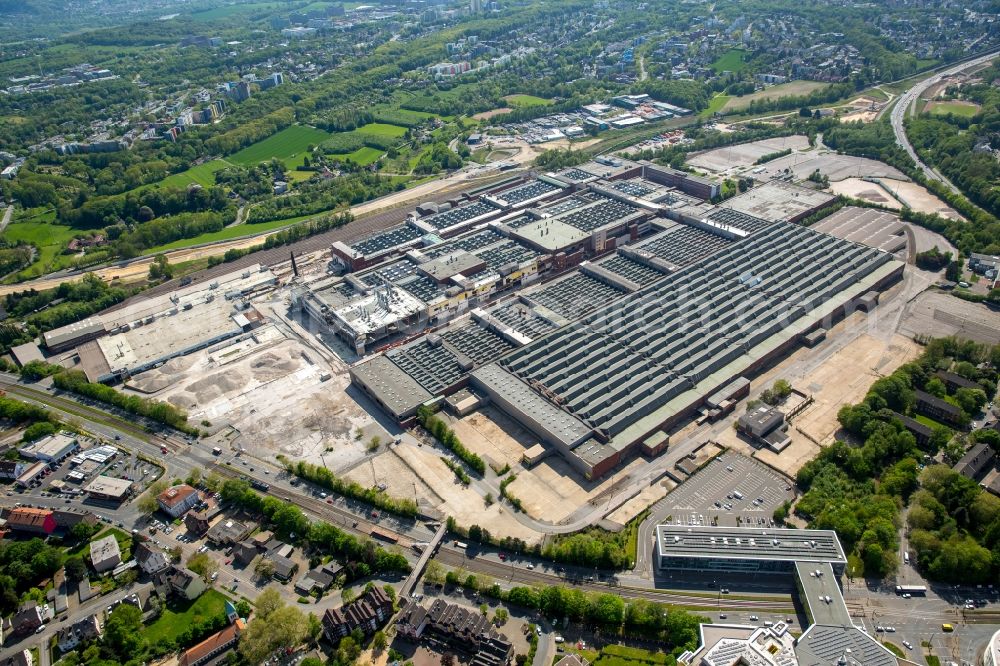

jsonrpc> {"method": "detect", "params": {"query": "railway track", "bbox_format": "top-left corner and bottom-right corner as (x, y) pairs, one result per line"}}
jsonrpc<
(0, 379), (186, 452)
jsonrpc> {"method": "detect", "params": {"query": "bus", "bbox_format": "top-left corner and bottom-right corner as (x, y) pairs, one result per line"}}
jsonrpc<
(895, 585), (927, 596)
(941, 623), (954, 632)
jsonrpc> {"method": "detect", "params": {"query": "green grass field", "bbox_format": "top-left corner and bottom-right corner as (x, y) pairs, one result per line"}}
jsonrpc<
(229, 125), (332, 169)
(723, 81), (831, 111)
(190, 2), (285, 21)
(712, 49), (749, 73)
(503, 94), (553, 107)
(2, 212), (80, 279)
(925, 100), (980, 118)
(700, 94), (731, 118)
(143, 589), (229, 645)
(328, 146), (383, 166)
(354, 123), (408, 138)
(157, 160), (230, 189)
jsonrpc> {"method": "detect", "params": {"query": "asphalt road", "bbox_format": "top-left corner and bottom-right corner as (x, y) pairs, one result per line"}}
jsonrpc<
(890, 49), (1000, 192)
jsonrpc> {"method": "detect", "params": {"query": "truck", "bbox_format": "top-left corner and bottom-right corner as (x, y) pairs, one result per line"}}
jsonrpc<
(212, 446), (222, 455)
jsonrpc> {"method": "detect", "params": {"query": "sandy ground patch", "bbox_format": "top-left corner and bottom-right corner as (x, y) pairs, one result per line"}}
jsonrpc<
(472, 107), (513, 120)
(605, 481), (672, 527)
(839, 110), (878, 123)
(687, 135), (810, 173)
(828, 178), (902, 208)
(788, 330), (921, 446)
(449, 407), (539, 470)
(723, 81), (829, 111)
(506, 456), (647, 525)
(378, 443), (542, 543)
(885, 179), (963, 220)
(129, 329), (380, 469)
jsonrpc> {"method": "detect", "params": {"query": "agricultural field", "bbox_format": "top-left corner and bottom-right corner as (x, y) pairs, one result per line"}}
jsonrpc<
(722, 81), (831, 111)
(712, 49), (749, 73)
(925, 100), (981, 117)
(229, 124), (332, 169)
(156, 159), (230, 189)
(371, 105), (438, 127)
(503, 93), (553, 107)
(354, 122), (408, 138)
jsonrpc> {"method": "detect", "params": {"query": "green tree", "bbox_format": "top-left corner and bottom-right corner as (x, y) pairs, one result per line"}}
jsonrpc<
(103, 603), (145, 660)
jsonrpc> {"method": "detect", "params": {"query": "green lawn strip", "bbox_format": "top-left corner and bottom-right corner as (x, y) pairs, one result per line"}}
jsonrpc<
(143, 589), (230, 645)
(144, 213), (319, 253)
(700, 94), (731, 118)
(66, 527), (131, 559)
(925, 101), (979, 117)
(2, 219), (79, 277)
(914, 413), (949, 429)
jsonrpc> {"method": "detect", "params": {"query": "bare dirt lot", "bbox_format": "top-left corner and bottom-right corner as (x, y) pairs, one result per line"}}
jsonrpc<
(472, 107), (513, 120)
(128, 327), (381, 470)
(350, 442), (543, 543)
(715, 321), (921, 477)
(885, 180), (963, 220)
(686, 135), (810, 173)
(828, 178), (902, 208)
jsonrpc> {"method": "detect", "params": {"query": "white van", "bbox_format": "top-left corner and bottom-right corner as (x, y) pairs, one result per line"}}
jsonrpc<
(903, 551), (910, 564)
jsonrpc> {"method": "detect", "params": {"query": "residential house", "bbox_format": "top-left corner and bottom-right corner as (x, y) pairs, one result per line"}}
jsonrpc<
(157, 484), (200, 518)
(322, 586), (394, 641)
(915, 390), (965, 426)
(294, 563), (343, 595)
(0, 460), (25, 480)
(206, 518), (252, 546)
(934, 370), (980, 393)
(11, 602), (44, 636)
(184, 511), (211, 536)
(135, 542), (171, 576)
(90, 534), (122, 574)
(56, 615), (102, 653)
(51, 509), (97, 532)
(1, 649), (33, 666)
(953, 442), (996, 481)
(269, 554), (299, 582)
(891, 412), (934, 447)
(232, 540), (259, 566)
(165, 566), (206, 600)
(397, 598), (514, 666)
(5, 507), (56, 535)
(177, 618), (245, 666)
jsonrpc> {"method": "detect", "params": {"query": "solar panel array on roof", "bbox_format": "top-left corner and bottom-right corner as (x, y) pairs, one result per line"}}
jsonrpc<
(399, 274), (444, 303)
(441, 323), (517, 366)
(597, 255), (666, 287)
(362, 260), (418, 286)
(501, 223), (893, 437)
(386, 340), (464, 394)
(540, 196), (588, 216)
(557, 168), (594, 182)
(488, 302), (559, 340)
(350, 225), (423, 256)
(503, 214), (539, 230)
(497, 180), (559, 205)
(476, 239), (538, 270)
(613, 180), (656, 198)
(423, 229), (505, 259)
(421, 200), (499, 230)
(526, 273), (627, 320)
(707, 208), (773, 234)
(560, 199), (637, 232)
(638, 225), (734, 266)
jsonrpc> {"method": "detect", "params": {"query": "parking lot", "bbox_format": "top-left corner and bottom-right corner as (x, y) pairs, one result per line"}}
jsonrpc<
(657, 453), (794, 528)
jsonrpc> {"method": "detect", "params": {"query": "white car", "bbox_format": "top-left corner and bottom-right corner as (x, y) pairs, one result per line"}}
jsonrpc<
(902, 641), (913, 650)
(210, 572), (219, 581)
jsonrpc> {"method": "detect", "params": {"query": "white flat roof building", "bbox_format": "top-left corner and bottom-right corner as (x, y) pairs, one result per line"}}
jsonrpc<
(19, 432), (79, 462)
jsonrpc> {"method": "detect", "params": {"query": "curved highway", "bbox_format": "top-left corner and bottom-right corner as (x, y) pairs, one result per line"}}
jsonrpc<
(890, 49), (1000, 192)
